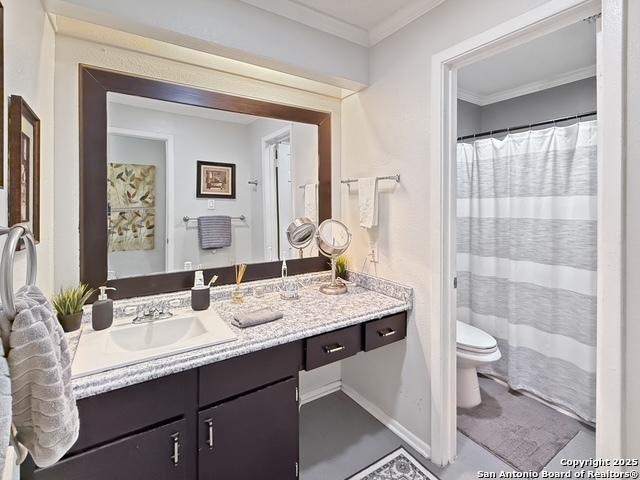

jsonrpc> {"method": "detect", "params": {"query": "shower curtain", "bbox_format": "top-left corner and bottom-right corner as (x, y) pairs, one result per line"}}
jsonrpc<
(456, 120), (597, 422)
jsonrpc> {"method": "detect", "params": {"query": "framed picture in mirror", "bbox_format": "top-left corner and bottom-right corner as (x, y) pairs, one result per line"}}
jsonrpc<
(8, 95), (40, 244)
(196, 161), (236, 199)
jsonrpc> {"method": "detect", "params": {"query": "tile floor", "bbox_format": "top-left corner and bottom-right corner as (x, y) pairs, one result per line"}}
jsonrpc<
(300, 390), (595, 480)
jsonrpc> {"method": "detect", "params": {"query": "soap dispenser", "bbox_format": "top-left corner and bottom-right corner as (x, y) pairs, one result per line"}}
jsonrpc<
(92, 286), (116, 331)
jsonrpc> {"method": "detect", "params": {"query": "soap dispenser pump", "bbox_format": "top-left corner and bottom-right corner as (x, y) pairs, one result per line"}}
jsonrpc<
(92, 286), (116, 331)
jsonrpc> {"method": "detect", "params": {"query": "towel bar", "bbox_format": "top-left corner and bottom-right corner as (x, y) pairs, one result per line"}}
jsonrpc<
(0, 224), (38, 319)
(183, 215), (246, 223)
(341, 174), (400, 185)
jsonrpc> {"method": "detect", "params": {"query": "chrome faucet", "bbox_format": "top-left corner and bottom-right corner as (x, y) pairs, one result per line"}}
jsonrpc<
(132, 301), (173, 324)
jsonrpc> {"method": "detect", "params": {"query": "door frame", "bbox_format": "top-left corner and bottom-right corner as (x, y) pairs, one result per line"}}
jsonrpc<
(107, 126), (175, 272)
(429, 0), (625, 466)
(261, 124), (292, 261)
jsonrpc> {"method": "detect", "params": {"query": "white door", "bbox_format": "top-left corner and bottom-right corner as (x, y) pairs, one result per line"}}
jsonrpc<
(276, 142), (294, 259)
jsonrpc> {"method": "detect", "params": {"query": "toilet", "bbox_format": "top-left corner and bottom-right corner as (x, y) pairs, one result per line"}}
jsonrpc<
(456, 321), (501, 408)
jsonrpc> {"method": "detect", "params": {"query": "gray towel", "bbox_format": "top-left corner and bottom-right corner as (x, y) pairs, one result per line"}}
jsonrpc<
(0, 332), (11, 475)
(232, 308), (283, 328)
(2, 285), (79, 468)
(198, 216), (232, 249)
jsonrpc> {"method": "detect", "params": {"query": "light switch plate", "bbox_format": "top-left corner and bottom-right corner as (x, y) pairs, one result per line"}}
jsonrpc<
(207, 200), (215, 210)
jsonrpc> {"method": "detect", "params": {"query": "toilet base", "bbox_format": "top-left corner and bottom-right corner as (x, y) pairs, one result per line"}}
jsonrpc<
(457, 367), (481, 408)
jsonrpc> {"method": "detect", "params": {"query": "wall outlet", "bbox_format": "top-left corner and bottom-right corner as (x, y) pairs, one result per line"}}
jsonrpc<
(207, 199), (216, 210)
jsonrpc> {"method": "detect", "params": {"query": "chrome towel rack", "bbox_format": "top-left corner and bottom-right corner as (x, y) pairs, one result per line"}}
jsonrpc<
(183, 215), (246, 223)
(0, 225), (38, 319)
(341, 174), (400, 185)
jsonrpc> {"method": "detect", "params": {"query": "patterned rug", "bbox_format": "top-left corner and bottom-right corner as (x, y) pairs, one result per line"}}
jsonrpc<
(346, 447), (439, 480)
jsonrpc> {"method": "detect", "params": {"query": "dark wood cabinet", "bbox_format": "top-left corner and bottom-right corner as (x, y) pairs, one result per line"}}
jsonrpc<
(22, 312), (407, 480)
(198, 377), (299, 480)
(31, 419), (189, 480)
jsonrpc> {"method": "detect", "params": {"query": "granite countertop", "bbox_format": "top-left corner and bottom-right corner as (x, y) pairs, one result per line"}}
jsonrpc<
(69, 271), (413, 399)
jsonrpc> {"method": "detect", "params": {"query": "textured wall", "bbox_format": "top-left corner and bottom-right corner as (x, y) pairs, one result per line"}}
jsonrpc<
(340, 0), (550, 451)
(1, 0), (56, 296)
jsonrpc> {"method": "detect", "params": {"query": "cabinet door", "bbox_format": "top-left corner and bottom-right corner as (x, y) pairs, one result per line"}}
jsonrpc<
(198, 377), (299, 480)
(32, 419), (188, 480)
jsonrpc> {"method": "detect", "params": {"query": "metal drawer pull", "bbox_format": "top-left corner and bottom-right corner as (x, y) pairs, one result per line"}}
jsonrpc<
(323, 344), (345, 354)
(378, 328), (396, 337)
(205, 418), (214, 449)
(171, 432), (180, 466)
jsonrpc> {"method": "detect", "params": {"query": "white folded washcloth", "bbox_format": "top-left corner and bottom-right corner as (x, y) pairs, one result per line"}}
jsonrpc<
(304, 184), (317, 222)
(358, 177), (379, 228)
(4, 285), (79, 468)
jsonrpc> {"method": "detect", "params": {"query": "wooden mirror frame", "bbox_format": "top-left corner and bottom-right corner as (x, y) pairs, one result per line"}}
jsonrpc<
(80, 65), (331, 299)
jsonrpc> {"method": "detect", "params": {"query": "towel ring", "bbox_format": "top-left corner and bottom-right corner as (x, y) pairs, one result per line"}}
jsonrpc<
(0, 225), (38, 319)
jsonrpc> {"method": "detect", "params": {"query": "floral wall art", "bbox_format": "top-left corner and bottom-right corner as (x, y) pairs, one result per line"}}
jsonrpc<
(107, 163), (156, 252)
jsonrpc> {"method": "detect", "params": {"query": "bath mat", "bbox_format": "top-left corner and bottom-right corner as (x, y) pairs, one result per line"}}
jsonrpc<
(346, 447), (439, 480)
(457, 376), (581, 472)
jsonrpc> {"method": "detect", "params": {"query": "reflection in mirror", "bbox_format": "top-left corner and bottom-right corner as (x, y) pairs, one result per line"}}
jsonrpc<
(286, 217), (317, 259)
(106, 93), (319, 279)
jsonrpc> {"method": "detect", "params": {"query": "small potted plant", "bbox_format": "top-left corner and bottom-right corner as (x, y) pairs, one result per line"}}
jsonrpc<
(334, 255), (349, 281)
(52, 284), (94, 332)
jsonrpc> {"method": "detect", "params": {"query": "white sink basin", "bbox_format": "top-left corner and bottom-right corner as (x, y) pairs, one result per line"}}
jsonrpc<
(110, 316), (208, 352)
(72, 309), (237, 378)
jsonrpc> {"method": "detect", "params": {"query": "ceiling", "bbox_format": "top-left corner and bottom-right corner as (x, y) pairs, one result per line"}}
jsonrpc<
(107, 93), (259, 125)
(458, 20), (597, 106)
(238, 0), (446, 46)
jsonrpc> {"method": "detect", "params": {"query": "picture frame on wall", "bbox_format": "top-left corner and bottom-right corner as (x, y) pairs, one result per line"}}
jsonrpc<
(196, 161), (236, 199)
(8, 95), (41, 245)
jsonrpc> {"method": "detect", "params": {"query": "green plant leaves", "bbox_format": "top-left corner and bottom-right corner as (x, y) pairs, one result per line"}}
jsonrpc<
(51, 284), (95, 316)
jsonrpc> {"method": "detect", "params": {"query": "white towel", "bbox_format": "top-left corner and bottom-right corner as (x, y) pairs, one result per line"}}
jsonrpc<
(3, 285), (79, 468)
(304, 184), (317, 222)
(358, 177), (379, 228)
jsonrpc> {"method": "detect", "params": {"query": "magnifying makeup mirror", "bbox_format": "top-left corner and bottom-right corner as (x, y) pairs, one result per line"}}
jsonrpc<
(316, 219), (351, 295)
(286, 217), (317, 258)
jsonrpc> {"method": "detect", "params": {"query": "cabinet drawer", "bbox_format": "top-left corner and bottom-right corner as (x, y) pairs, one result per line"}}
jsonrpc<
(305, 325), (361, 370)
(70, 370), (196, 454)
(31, 418), (188, 480)
(363, 312), (407, 352)
(199, 341), (302, 407)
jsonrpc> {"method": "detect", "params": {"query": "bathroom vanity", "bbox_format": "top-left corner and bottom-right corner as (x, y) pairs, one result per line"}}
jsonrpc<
(21, 273), (412, 480)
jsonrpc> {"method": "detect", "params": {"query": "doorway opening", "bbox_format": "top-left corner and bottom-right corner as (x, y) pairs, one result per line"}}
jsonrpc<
(429, 0), (625, 468)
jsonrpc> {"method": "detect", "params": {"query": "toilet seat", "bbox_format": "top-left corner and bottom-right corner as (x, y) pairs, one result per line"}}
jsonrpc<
(457, 321), (497, 354)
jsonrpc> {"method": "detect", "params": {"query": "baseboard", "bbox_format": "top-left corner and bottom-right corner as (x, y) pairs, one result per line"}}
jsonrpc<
(300, 380), (342, 405)
(341, 384), (431, 460)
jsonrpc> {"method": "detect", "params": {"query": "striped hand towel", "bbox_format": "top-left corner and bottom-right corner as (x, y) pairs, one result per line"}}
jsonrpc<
(5, 285), (79, 468)
(197, 216), (232, 249)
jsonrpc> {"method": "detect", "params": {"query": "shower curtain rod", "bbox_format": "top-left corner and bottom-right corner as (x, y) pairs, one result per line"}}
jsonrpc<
(457, 110), (597, 141)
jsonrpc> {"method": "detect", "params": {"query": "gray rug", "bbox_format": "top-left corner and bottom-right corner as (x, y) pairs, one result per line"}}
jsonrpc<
(346, 447), (439, 480)
(457, 376), (581, 472)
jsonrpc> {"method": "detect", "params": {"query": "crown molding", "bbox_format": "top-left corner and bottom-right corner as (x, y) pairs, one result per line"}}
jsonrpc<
(239, 0), (445, 47)
(369, 0), (446, 45)
(239, 0), (369, 47)
(458, 64), (596, 106)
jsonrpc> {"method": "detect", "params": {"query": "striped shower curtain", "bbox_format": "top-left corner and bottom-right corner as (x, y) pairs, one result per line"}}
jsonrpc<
(456, 120), (597, 422)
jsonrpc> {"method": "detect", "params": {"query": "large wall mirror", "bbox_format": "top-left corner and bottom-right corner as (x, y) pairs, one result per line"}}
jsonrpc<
(80, 66), (331, 298)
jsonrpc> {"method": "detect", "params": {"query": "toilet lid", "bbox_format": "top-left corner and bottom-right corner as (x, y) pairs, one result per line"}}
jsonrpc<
(457, 321), (497, 352)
